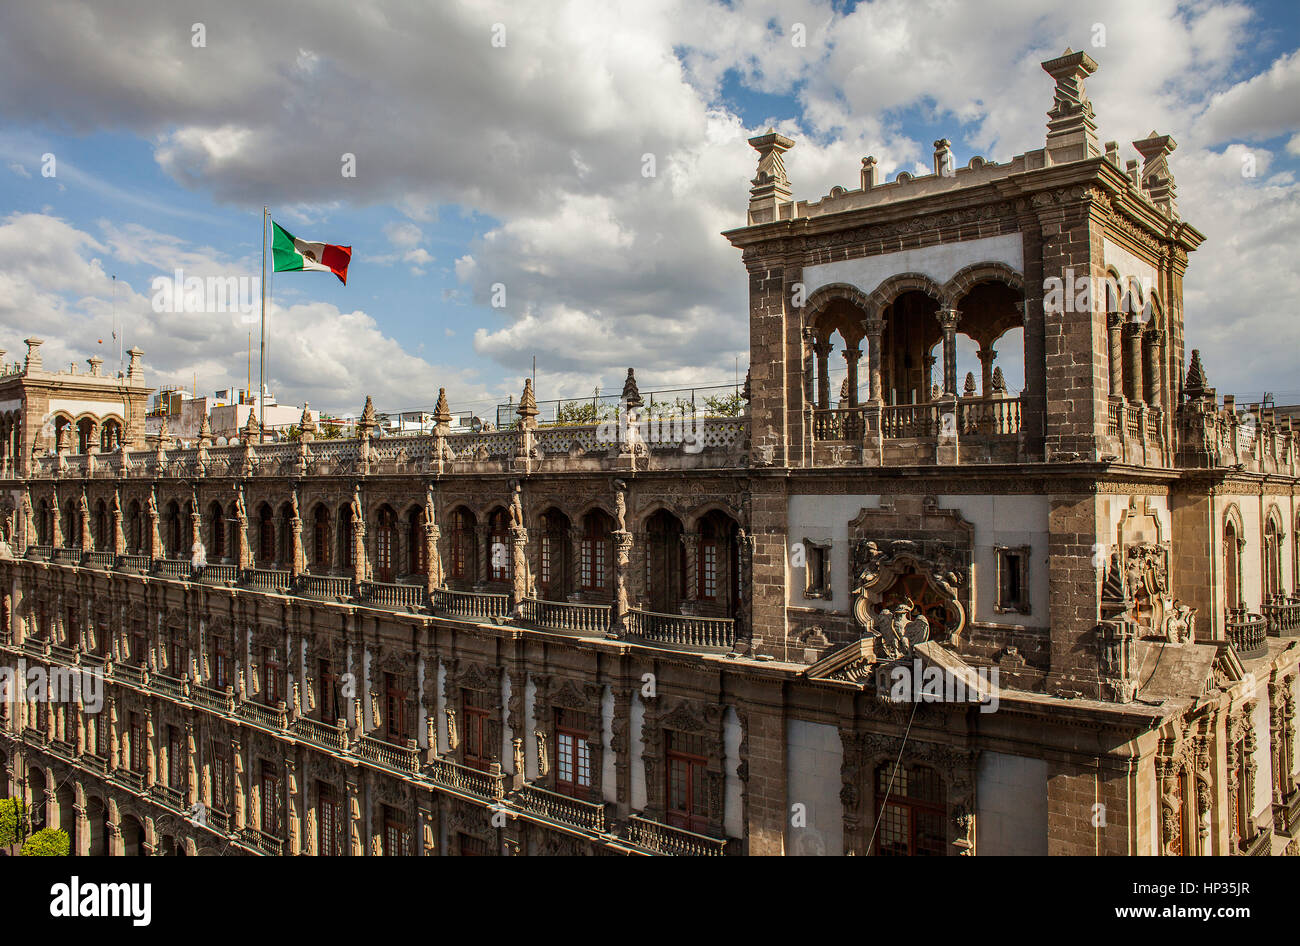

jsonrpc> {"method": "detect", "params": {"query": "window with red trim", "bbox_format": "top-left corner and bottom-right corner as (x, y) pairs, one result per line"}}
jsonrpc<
(665, 730), (708, 833)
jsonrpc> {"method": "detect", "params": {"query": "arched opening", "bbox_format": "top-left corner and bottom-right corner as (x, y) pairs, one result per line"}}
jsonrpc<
(645, 510), (686, 613)
(882, 290), (941, 404)
(1264, 516), (1282, 600)
(538, 508), (573, 601)
(94, 500), (108, 550)
(257, 504), (275, 566)
(36, 499), (51, 546)
(56, 783), (75, 841)
(1225, 519), (1242, 610)
(407, 507), (427, 576)
(53, 415), (72, 453)
(874, 761), (946, 856)
(337, 503), (354, 572)
(26, 767), (48, 831)
(86, 797), (108, 856)
(165, 501), (181, 558)
(76, 418), (95, 454)
(447, 507), (477, 586)
(100, 419), (122, 452)
(487, 507), (511, 584)
(62, 499), (80, 548)
(120, 815), (146, 856)
(312, 505), (331, 572)
(695, 510), (739, 618)
(374, 505), (397, 582)
(579, 510), (614, 601)
(208, 501), (226, 561)
(128, 501), (142, 553)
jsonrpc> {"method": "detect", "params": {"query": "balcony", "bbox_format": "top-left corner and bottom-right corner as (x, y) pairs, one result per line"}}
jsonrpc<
(239, 827), (286, 856)
(81, 753), (108, 776)
(113, 769), (146, 793)
(625, 609), (735, 651)
(359, 580), (427, 612)
(1275, 789), (1300, 838)
(151, 672), (187, 700)
(513, 783), (609, 833)
(50, 642), (77, 663)
(1263, 593), (1300, 637)
(293, 715), (349, 751)
(154, 558), (193, 580)
(82, 550), (115, 569)
(432, 587), (510, 621)
(246, 568), (292, 593)
(25, 544), (52, 561)
(115, 553), (152, 573)
(113, 663), (145, 687)
(299, 573), (355, 601)
(358, 734), (420, 773)
(426, 756), (506, 799)
(519, 597), (611, 635)
(52, 547), (83, 565)
(150, 783), (187, 812)
(626, 814), (728, 856)
(198, 563), (240, 585)
(20, 637), (50, 658)
(1226, 608), (1269, 660)
(238, 699), (289, 731)
(813, 408), (865, 442)
(193, 684), (236, 714)
(205, 808), (232, 835)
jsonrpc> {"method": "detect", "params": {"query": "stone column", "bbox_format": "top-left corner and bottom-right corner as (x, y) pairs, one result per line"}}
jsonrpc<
(977, 347), (997, 397)
(1107, 313), (1124, 400)
(1123, 321), (1143, 403)
(476, 524), (490, 585)
(610, 530), (633, 638)
(107, 697), (119, 770)
(864, 317), (884, 403)
(144, 709), (156, 788)
(185, 722), (198, 808)
(286, 757), (301, 855)
(936, 307), (961, 395)
(232, 737), (246, 831)
(842, 346), (862, 407)
(682, 532), (700, 604)
(812, 339), (833, 410)
(1144, 328), (1165, 409)
(418, 800), (436, 856)
(346, 776), (363, 856)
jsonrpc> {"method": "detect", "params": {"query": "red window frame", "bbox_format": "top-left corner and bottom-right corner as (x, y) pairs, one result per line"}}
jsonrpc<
(665, 730), (708, 833)
(313, 509), (330, 569)
(261, 763), (283, 837)
(261, 647), (282, 705)
(383, 806), (410, 856)
(385, 672), (409, 743)
(874, 763), (946, 856)
(318, 783), (343, 856)
(463, 689), (492, 771)
(375, 507), (396, 582)
(555, 709), (593, 799)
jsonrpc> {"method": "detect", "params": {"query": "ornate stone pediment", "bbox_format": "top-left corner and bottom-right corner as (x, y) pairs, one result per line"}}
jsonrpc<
(805, 639), (878, 684)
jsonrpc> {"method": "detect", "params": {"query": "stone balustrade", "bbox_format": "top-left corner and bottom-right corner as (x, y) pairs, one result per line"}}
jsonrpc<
(625, 608), (735, 651)
(1226, 607), (1269, 659)
(519, 597), (611, 635)
(626, 813), (728, 856)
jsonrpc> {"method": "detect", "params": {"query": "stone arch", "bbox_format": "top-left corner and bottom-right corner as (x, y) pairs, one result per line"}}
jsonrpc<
(867, 272), (949, 311)
(804, 282), (876, 337)
(943, 261), (1024, 302)
(1223, 504), (1246, 610)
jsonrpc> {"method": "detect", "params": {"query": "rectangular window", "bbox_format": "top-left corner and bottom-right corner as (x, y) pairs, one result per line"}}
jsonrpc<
(262, 646), (282, 705)
(383, 805), (410, 856)
(995, 546), (1030, 614)
(168, 726), (185, 790)
(129, 712), (146, 774)
(666, 730), (708, 833)
(463, 689), (492, 771)
(65, 606), (81, 647)
(319, 659), (339, 722)
(804, 540), (831, 599)
(385, 672), (409, 743)
(699, 541), (718, 600)
(213, 646), (230, 691)
(319, 783), (343, 856)
(261, 762), (282, 837)
(459, 833), (489, 856)
(131, 625), (148, 665)
(555, 709), (593, 798)
(212, 747), (231, 812)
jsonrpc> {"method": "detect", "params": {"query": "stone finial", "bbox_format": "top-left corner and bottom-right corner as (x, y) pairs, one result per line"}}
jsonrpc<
(157, 415), (170, 445)
(1132, 131), (1178, 216)
(1184, 350), (1210, 399)
(933, 139), (954, 177)
(242, 408), (261, 442)
(1041, 48), (1100, 165)
(860, 155), (880, 190)
(126, 346), (144, 380)
(197, 412), (212, 446)
(1100, 549), (1130, 616)
(433, 387), (452, 432)
(991, 366), (1007, 395)
(516, 378), (539, 429)
(357, 396), (377, 438)
(87, 356), (104, 377)
(23, 337), (43, 372)
(962, 372), (977, 398)
(746, 129), (795, 226)
(621, 368), (643, 409)
(1104, 141), (1119, 167)
(299, 401), (317, 439)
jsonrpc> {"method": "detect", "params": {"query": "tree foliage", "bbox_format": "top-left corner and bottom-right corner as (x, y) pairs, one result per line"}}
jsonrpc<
(21, 827), (70, 856)
(0, 797), (24, 847)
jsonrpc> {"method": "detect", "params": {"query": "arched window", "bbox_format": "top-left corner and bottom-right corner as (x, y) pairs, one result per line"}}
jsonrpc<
(258, 505), (275, 565)
(338, 503), (354, 569)
(36, 499), (50, 546)
(100, 419), (122, 452)
(449, 508), (476, 582)
(313, 506), (331, 571)
(408, 508), (427, 575)
(63, 499), (81, 549)
(374, 506), (396, 582)
(128, 501), (142, 554)
(1263, 516), (1282, 600)
(166, 501), (181, 558)
(646, 510), (686, 613)
(539, 509), (572, 601)
(580, 510), (612, 594)
(209, 501), (226, 561)
(874, 762), (946, 856)
(488, 508), (510, 583)
(76, 417), (95, 454)
(696, 510), (739, 617)
(95, 500), (108, 550)
(1224, 519), (1242, 610)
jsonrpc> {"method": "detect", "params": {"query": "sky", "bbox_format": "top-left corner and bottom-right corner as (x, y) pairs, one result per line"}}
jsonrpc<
(0, 0), (1297, 419)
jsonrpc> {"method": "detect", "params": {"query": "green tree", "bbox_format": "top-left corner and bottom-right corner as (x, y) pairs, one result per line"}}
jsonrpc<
(703, 392), (745, 417)
(0, 797), (25, 847)
(555, 401), (600, 425)
(21, 827), (70, 856)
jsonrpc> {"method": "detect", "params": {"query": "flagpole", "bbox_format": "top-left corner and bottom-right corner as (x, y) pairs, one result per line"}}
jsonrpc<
(259, 206), (268, 443)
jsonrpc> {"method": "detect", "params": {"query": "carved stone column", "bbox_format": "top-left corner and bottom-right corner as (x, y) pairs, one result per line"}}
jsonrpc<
(682, 532), (699, 604)
(977, 347), (997, 397)
(285, 757), (301, 856)
(185, 722), (198, 808)
(936, 307), (961, 395)
(1107, 312), (1124, 399)
(610, 530), (633, 637)
(842, 346), (862, 407)
(1123, 320), (1143, 403)
(231, 736), (246, 831)
(864, 317), (884, 403)
(1145, 328), (1165, 409)
(144, 709), (156, 788)
(812, 338), (833, 410)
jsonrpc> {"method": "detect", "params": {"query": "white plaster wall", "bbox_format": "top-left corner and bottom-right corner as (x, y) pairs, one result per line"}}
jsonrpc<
(801, 234), (1024, 299)
(1253, 696), (1272, 818)
(602, 687), (617, 803)
(976, 751), (1049, 855)
(630, 693), (647, 811)
(46, 398), (126, 421)
(500, 673), (513, 775)
(1102, 237), (1158, 303)
(525, 676), (538, 779)
(787, 493), (1050, 628)
(1215, 494), (1262, 611)
(724, 707), (743, 839)
(785, 719), (843, 855)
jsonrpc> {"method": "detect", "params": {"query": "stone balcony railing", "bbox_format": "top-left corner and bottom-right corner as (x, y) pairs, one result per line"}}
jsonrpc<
(426, 756), (507, 799)
(300, 573), (356, 601)
(358, 734), (421, 773)
(238, 699), (289, 731)
(1226, 608), (1269, 660)
(625, 609), (735, 651)
(626, 813), (728, 856)
(21, 415), (748, 481)
(359, 580), (427, 611)
(293, 715), (350, 752)
(432, 587), (510, 621)
(1263, 593), (1300, 637)
(513, 783), (610, 833)
(519, 597), (611, 635)
(239, 827), (286, 857)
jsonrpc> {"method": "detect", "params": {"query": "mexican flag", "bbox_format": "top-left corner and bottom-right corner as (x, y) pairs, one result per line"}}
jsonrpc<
(271, 221), (352, 284)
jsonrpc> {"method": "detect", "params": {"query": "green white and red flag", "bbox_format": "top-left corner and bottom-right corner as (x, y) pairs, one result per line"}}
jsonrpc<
(271, 221), (352, 284)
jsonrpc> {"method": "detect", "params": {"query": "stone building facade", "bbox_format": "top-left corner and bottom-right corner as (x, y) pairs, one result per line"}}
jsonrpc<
(0, 49), (1297, 856)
